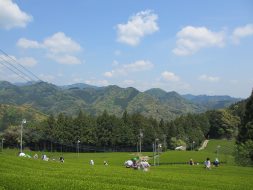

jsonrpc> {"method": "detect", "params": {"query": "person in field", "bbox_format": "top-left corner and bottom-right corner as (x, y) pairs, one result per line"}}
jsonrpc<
(103, 160), (108, 166)
(90, 159), (94, 165)
(213, 158), (219, 167)
(33, 154), (38, 159)
(189, 158), (194, 165)
(204, 157), (211, 169)
(59, 156), (64, 163)
(42, 154), (49, 161)
(140, 160), (150, 171)
(124, 160), (133, 168)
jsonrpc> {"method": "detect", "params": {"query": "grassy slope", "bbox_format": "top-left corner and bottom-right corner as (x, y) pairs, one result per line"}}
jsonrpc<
(0, 140), (252, 190)
(203, 139), (235, 155)
(160, 139), (235, 164)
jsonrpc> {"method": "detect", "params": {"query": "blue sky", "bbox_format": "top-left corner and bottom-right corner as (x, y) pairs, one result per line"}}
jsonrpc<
(0, 0), (253, 98)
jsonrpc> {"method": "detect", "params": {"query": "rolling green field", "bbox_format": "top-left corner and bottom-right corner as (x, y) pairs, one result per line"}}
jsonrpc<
(0, 140), (252, 190)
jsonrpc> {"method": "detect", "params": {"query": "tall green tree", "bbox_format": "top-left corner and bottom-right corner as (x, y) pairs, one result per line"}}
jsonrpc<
(236, 90), (253, 165)
(207, 110), (240, 139)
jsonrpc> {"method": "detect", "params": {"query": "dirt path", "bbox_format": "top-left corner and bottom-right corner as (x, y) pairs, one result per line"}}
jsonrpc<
(198, 139), (209, 150)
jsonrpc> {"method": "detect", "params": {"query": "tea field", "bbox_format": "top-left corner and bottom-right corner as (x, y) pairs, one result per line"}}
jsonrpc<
(0, 140), (252, 190)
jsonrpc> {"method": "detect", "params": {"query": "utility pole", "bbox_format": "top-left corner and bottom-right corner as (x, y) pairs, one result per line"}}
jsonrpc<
(163, 134), (167, 152)
(154, 138), (159, 166)
(157, 144), (162, 166)
(1, 138), (4, 152)
(153, 143), (155, 166)
(77, 140), (80, 158)
(20, 119), (26, 153)
(139, 129), (143, 153)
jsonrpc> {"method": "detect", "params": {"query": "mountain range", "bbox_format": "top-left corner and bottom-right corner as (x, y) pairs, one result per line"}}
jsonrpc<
(0, 81), (241, 121)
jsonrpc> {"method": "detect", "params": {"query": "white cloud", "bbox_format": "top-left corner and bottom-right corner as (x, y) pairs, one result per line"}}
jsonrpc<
(173, 26), (225, 56)
(0, 54), (37, 67)
(161, 71), (180, 82)
(0, 0), (32, 29)
(104, 60), (153, 77)
(85, 79), (109, 86)
(43, 32), (81, 53)
(116, 10), (159, 46)
(17, 38), (42, 48)
(199, 74), (220, 82)
(0, 54), (14, 62)
(123, 60), (153, 71)
(0, 54), (37, 82)
(232, 24), (253, 43)
(104, 71), (114, 78)
(47, 54), (81, 65)
(16, 32), (82, 65)
(18, 57), (37, 67)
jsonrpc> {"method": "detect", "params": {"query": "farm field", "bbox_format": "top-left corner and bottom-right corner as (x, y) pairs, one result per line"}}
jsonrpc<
(0, 140), (252, 190)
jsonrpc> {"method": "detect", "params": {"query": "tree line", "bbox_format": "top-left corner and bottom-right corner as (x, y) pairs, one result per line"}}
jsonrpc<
(1, 106), (240, 152)
(236, 90), (253, 166)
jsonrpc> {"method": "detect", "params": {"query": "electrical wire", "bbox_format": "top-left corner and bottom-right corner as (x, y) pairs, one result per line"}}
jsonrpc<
(0, 49), (42, 82)
(0, 57), (31, 82)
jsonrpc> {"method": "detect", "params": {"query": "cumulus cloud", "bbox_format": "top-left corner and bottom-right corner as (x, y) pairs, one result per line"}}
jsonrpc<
(0, 0), (32, 29)
(0, 54), (38, 82)
(199, 74), (220, 82)
(161, 71), (180, 82)
(85, 79), (109, 86)
(123, 60), (153, 71)
(0, 54), (37, 67)
(104, 71), (114, 78)
(43, 32), (81, 53)
(18, 57), (37, 67)
(17, 38), (42, 49)
(232, 24), (253, 43)
(173, 26), (225, 56)
(17, 32), (82, 65)
(116, 10), (159, 46)
(104, 60), (153, 77)
(47, 54), (81, 65)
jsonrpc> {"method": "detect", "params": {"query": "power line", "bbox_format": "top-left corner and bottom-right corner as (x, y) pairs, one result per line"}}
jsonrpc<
(0, 55), (34, 82)
(0, 49), (42, 82)
(0, 49), (49, 117)
(0, 58), (31, 82)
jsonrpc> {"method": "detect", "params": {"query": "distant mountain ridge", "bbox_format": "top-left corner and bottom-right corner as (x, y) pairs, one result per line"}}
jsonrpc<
(60, 83), (99, 90)
(0, 81), (241, 121)
(182, 94), (241, 110)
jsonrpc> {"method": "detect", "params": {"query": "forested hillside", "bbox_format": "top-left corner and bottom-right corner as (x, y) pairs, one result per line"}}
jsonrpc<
(0, 104), (46, 131)
(0, 81), (240, 121)
(235, 90), (253, 165)
(0, 80), (247, 155)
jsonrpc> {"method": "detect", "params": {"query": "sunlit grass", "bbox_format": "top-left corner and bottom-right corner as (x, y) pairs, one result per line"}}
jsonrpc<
(0, 140), (252, 190)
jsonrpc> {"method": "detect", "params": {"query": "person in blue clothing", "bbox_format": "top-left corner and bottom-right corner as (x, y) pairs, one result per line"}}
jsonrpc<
(213, 158), (219, 167)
